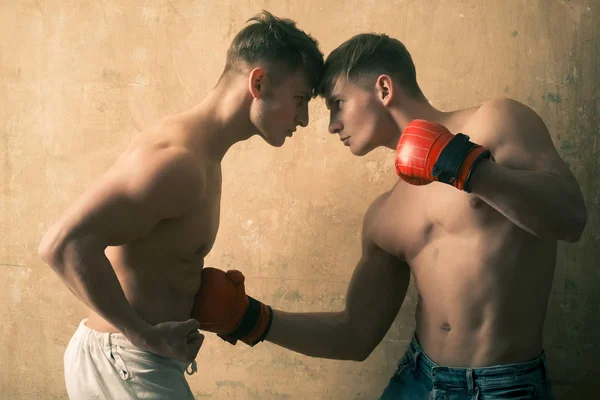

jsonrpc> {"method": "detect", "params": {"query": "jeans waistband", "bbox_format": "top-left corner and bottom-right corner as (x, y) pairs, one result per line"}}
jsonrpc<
(405, 335), (549, 391)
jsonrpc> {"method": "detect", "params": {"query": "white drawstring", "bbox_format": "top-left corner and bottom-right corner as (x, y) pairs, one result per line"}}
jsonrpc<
(186, 360), (197, 376)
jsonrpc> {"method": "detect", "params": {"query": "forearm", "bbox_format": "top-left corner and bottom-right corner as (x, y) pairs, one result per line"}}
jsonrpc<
(41, 240), (150, 339)
(469, 159), (586, 241)
(266, 309), (363, 361)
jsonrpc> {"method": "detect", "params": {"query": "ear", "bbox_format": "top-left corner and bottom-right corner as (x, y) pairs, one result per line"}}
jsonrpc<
(248, 67), (265, 99)
(375, 74), (394, 106)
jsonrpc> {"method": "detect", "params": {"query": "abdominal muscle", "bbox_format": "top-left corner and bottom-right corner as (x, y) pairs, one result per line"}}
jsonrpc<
(85, 245), (205, 333)
(409, 224), (555, 367)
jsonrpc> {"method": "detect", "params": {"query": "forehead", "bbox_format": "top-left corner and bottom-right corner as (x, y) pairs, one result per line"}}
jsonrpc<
(326, 77), (365, 104)
(279, 69), (312, 94)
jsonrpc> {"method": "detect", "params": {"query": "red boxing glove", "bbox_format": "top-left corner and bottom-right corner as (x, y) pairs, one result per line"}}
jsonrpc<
(394, 120), (492, 192)
(192, 268), (272, 346)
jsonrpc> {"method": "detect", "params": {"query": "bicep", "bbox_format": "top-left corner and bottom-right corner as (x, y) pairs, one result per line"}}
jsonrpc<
(44, 149), (202, 255)
(344, 245), (411, 351)
(56, 180), (162, 250)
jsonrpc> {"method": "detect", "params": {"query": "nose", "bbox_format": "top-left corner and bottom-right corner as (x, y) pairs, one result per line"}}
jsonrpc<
(296, 102), (309, 128)
(328, 114), (342, 134)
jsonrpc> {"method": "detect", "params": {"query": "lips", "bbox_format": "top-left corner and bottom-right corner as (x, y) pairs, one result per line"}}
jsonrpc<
(340, 136), (350, 145)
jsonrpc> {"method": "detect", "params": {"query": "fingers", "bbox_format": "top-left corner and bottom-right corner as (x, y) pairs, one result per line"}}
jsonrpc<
(186, 329), (200, 340)
(182, 318), (201, 332)
(186, 330), (204, 343)
(173, 334), (203, 362)
(186, 335), (204, 361)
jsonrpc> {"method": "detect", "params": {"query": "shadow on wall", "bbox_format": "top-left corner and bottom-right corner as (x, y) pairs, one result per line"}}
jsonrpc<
(539, 1), (600, 398)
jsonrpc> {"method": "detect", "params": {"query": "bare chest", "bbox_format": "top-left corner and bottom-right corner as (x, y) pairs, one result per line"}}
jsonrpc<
(370, 113), (525, 259)
(142, 167), (222, 260)
(370, 182), (506, 261)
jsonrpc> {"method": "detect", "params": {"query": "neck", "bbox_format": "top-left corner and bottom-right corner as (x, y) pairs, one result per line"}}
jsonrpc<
(179, 76), (257, 161)
(386, 97), (450, 149)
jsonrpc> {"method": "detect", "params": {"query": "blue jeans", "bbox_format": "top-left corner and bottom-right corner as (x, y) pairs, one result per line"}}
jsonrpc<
(380, 336), (554, 399)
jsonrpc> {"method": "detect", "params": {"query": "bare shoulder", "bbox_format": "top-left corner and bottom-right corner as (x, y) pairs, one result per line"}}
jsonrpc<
(117, 142), (206, 214)
(361, 184), (405, 254)
(479, 96), (534, 113)
(473, 97), (575, 178)
(362, 189), (394, 231)
(475, 97), (549, 145)
(472, 98), (550, 160)
(39, 117), (209, 256)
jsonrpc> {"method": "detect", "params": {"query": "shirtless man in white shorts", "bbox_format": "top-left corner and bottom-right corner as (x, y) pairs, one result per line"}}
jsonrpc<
(38, 11), (323, 399)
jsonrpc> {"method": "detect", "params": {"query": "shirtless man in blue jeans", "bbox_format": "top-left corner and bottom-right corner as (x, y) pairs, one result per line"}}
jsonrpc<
(195, 33), (587, 399)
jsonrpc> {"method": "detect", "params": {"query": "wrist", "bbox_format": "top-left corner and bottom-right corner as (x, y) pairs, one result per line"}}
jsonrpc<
(464, 157), (494, 193)
(433, 133), (492, 192)
(121, 318), (153, 344)
(226, 297), (273, 346)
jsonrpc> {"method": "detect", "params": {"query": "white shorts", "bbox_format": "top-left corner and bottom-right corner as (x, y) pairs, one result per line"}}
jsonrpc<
(64, 319), (197, 400)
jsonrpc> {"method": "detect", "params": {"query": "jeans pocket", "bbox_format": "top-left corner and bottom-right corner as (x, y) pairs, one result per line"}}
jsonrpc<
(482, 384), (536, 399)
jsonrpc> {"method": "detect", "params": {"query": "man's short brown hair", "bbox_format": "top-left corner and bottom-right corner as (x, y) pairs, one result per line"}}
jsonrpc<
(223, 10), (324, 97)
(318, 33), (424, 100)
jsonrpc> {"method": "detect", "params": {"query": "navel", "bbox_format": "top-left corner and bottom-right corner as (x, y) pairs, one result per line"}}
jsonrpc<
(440, 322), (452, 332)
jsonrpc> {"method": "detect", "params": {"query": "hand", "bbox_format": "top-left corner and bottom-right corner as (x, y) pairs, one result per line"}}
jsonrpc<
(128, 319), (204, 362)
(394, 119), (492, 192)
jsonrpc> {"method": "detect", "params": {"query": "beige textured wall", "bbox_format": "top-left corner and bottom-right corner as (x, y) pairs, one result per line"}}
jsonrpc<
(1, 1), (598, 399)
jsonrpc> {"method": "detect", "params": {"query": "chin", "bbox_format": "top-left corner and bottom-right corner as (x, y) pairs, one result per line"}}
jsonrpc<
(352, 149), (369, 156)
(266, 136), (286, 148)
(349, 143), (370, 157)
(258, 132), (281, 147)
